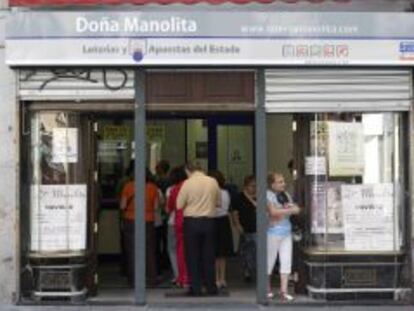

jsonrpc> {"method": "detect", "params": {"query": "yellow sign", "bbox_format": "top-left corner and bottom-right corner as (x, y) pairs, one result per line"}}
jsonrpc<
(103, 125), (130, 141)
(146, 125), (165, 142)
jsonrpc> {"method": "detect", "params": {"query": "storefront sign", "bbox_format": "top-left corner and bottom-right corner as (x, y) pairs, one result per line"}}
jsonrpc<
(341, 183), (395, 251)
(6, 11), (414, 66)
(52, 128), (78, 163)
(328, 122), (364, 176)
(30, 184), (87, 252)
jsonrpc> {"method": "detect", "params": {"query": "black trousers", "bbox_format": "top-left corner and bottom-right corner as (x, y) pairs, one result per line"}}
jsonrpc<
(123, 220), (157, 287)
(183, 217), (217, 295)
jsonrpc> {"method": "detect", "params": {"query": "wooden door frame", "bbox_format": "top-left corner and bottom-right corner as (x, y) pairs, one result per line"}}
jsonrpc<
(84, 114), (99, 296)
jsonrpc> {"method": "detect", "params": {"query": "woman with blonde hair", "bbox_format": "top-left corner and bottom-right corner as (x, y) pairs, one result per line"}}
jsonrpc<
(266, 172), (300, 301)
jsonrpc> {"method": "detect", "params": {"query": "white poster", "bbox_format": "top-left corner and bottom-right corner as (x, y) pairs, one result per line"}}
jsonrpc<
(326, 182), (344, 234)
(311, 181), (344, 234)
(30, 184), (87, 252)
(310, 181), (327, 234)
(328, 122), (364, 176)
(362, 114), (384, 136)
(305, 156), (326, 175)
(52, 128), (78, 163)
(310, 121), (328, 157)
(341, 183), (394, 251)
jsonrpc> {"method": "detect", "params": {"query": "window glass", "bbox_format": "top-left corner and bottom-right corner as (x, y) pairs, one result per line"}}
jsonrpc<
(305, 113), (405, 252)
(30, 112), (88, 254)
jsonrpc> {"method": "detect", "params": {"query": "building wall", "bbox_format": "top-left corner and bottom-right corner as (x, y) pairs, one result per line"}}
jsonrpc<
(0, 4), (19, 304)
(410, 109), (414, 303)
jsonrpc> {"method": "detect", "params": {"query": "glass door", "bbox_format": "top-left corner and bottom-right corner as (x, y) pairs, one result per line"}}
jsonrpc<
(217, 124), (254, 191)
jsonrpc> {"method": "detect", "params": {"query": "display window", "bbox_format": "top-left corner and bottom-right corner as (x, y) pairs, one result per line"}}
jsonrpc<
(302, 113), (406, 253)
(265, 112), (409, 302)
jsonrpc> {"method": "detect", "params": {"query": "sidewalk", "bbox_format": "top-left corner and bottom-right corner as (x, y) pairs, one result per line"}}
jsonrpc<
(1, 304), (413, 311)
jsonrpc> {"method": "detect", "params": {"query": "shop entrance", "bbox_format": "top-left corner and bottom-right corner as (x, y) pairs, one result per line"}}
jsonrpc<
(19, 69), (262, 304)
(21, 109), (257, 303)
(19, 69), (410, 305)
(20, 108), (410, 305)
(92, 113), (255, 303)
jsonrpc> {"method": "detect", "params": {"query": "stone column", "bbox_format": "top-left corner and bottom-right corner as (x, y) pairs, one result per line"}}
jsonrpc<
(0, 7), (19, 304)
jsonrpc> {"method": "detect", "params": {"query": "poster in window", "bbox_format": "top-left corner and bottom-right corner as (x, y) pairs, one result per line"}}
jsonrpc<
(326, 182), (344, 234)
(310, 121), (328, 156)
(52, 128), (78, 163)
(328, 122), (364, 176)
(305, 156), (326, 175)
(30, 184), (87, 252)
(311, 181), (344, 234)
(341, 183), (394, 251)
(310, 180), (326, 234)
(195, 141), (208, 159)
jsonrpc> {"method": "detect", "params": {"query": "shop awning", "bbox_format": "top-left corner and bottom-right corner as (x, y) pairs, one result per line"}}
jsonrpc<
(9, 0), (352, 7)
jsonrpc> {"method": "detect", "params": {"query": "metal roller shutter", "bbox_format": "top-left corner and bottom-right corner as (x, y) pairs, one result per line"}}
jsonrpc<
(18, 68), (134, 101)
(265, 69), (412, 113)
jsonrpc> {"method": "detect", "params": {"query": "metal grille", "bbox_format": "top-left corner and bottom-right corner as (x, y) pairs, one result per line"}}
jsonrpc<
(39, 270), (71, 291)
(265, 69), (412, 113)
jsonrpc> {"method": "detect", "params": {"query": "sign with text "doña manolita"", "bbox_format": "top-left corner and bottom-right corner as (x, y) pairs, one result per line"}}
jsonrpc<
(6, 11), (414, 66)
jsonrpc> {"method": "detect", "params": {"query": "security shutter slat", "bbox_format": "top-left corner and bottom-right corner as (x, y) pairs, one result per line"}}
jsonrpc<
(269, 85), (409, 93)
(19, 69), (134, 101)
(265, 69), (412, 112)
(266, 69), (411, 77)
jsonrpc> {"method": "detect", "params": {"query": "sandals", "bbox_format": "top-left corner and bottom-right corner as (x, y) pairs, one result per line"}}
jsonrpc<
(216, 281), (228, 290)
(279, 292), (294, 302)
(267, 291), (294, 301)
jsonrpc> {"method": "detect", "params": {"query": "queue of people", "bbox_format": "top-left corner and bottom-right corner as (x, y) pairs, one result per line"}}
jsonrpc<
(119, 160), (300, 301)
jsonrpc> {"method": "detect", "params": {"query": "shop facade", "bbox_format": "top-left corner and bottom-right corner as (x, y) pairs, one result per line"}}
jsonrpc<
(2, 1), (414, 306)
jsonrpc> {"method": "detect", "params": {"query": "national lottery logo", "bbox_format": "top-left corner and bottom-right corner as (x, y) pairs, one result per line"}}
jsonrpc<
(399, 42), (414, 53)
(129, 39), (147, 62)
(399, 42), (414, 60)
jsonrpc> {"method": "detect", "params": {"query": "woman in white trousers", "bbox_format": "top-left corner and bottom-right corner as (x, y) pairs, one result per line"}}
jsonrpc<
(266, 172), (300, 302)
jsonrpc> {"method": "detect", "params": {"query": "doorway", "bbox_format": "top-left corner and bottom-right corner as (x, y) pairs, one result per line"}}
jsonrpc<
(90, 112), (255, 303)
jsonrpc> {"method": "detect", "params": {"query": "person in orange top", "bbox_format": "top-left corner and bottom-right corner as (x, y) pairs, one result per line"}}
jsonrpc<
(120, 164), (159, 287)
